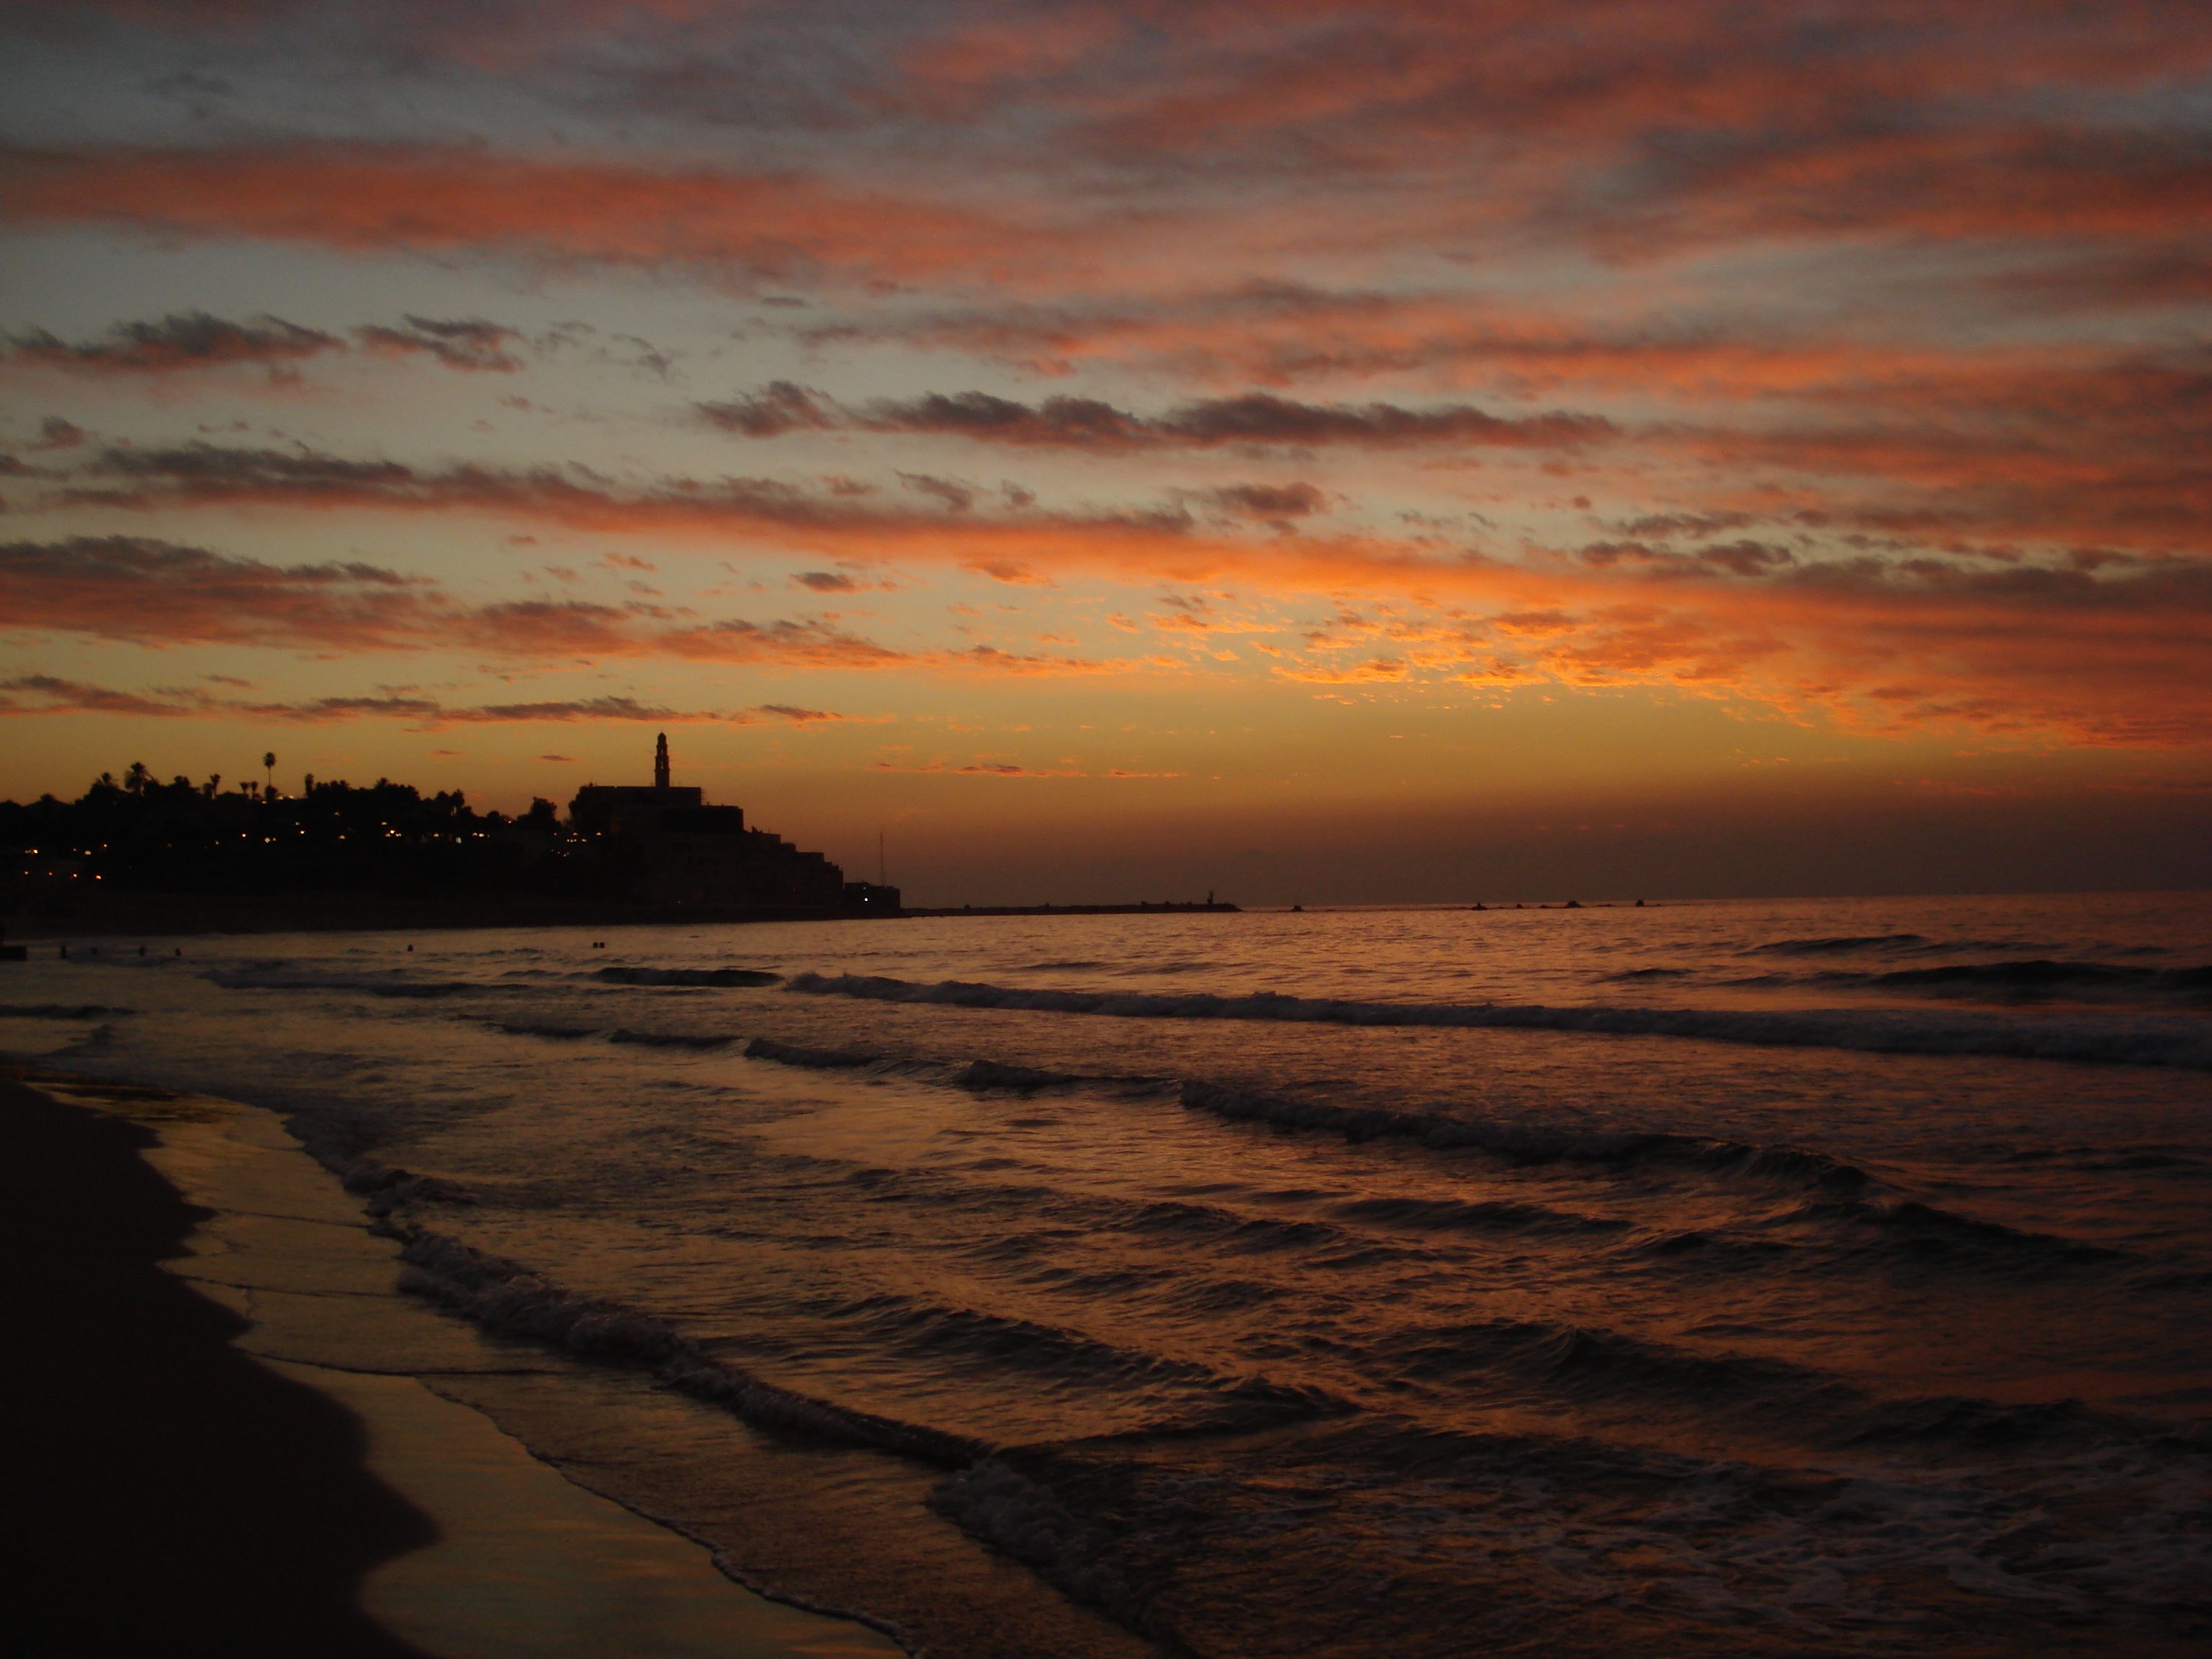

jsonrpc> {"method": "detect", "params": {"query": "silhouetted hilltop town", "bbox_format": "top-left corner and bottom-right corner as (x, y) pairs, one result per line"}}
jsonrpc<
(0, 737), (1241, 936)
(0, 736), (896, 930)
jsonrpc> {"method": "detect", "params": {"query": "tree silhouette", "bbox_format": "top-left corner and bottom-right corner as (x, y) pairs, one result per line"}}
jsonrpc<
(263, 752), (275, 793)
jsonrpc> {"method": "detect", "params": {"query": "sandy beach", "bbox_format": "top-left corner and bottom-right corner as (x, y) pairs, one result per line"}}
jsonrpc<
(0, 1064), (904, 1659)
(0, 1072), (437, 1657)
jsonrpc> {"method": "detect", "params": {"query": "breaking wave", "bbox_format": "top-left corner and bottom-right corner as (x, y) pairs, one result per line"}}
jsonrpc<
(204, 966), (518, 998)
(1868, 959), (2212, 1001)
(929, 1408), (2205, 1658)
(1745, 933), (1933, 954)
(392, 1227), (984, 1465)
(1788, 1196), (2126, 1271)
(952, 1058), (1088, 1090)
(1178, 1080), (1872, 1187)
(744, 1035), (877, 1069)
(1331, 1195), (1629, 1237)
(809, 1289), (1348, 1430)
(1377, 1316), (1862, 1422)
(593, 966), (781, 987)
(782, 971), (2212, 1069)
(1715, 958), (2212, 1007)
(608, 1028), (734, 1048)
(736, 1032), (1872, 1192)
(210, 961), (780, 1000)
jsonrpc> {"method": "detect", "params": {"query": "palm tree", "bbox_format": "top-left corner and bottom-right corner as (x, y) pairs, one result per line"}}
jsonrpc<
(125, 761), (150, 796)
(263, 752), (276, 793)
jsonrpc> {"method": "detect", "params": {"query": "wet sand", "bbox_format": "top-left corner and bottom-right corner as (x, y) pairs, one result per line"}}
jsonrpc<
(0, 1072), (436, 1657)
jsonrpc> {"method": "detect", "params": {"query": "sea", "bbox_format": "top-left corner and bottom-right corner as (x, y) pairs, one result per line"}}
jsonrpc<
(6, 891), (2210, 1658)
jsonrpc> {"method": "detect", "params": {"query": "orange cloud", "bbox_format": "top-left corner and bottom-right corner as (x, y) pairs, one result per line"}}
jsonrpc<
(21, 418), (2212, 752)
(5, 310), (340, 374)
(0, 143), (1058, 287)
(3, 310), (531, 378)
(0, 677), (858, 730)
(0, 534), (1135, 680)
(0, 534), (907, 666)
(701, 382), (1614, 449)
(9, 6), (2208, 303)
(866, 754), (1176, 778)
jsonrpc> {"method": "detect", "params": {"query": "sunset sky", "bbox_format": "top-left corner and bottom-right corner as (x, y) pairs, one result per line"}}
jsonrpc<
(4, 1), (2208, 903)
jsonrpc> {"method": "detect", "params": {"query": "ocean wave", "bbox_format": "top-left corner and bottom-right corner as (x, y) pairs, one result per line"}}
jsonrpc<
(395, 1207), (2168, 1464)
(1722, 959), (2212, 1006)
(930, 1413), (2206, 1655)
(1745, 933), (1933, 954)
(824, 1289), (1202, 1377)
(1789, 1197), (2126, 1271)
(1386, 1316), (1856, 1416)
(1172, 1092), (2120, 1272)
(744, 1035), (878, 1069)
(1114, 1196), (1347, 1254)
(593, 966), (780, 987)
(204, 968), (517, 999)
(782, 971), (2212, 1069)
(2002, 1143), (2203, 1172)
(952, 1058), (1087, 1090)
(729, 1028), (2141, 1281)
(1629, 1228), (1796, 1263)
(1840, 1393), (2147, 1451)
(735, 1026), (1873, 1190)
(1182, 1080), (1874, 1187)
(814, 1290), (1344, 1434)
(1868, 959), (2212, 1001)
(393, 1228), (985, 1466)
(338, 1161), (477, 1213)
(608, 1028), (735, 1049)
(1330, 1195), (1629, 1237)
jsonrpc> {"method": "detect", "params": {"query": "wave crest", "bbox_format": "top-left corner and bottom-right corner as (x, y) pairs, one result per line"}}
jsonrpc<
(781, 971), (2212, 1069)
(594, 966), (781, 987)
(394, 1229), (984, 1466)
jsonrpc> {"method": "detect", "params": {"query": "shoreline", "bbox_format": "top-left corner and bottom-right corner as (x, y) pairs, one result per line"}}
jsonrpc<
(0, 1061), (906, 1659)
(1, 890), (893, 941)
(4, 894), (1254, 940)
(0, 1070), (436, 1658)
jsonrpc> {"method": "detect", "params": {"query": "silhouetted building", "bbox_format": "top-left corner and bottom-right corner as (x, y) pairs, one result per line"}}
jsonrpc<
(568, 734), (899, 917)
(567, 731), (703, 837)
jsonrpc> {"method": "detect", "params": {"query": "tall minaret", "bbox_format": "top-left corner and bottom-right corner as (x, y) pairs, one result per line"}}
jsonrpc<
(654, 731), (671, 792)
